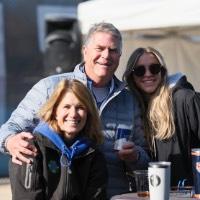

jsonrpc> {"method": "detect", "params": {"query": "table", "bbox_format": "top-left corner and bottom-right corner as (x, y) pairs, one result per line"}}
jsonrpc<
(111, 192), (197, 200)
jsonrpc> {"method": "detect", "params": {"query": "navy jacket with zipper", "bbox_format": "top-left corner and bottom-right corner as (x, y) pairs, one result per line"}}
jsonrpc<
(9, 123), (108, 200)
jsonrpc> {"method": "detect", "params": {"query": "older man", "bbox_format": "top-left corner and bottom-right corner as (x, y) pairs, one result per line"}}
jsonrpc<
(0, 22), (149, 198)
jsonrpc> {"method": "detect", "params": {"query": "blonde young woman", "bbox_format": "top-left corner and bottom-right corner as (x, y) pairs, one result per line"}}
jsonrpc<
(123, 47), (200, 187)
(9, 79), (107, 200)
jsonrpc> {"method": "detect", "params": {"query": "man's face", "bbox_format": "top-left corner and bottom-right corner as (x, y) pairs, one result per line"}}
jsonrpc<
(83, 32), (121, 87)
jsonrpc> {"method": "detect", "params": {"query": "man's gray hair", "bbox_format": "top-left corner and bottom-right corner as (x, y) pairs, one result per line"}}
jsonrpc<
(84, 22), (122, 53)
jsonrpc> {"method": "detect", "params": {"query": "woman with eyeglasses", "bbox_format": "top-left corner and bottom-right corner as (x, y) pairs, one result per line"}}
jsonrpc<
(123, 47), (200, 188)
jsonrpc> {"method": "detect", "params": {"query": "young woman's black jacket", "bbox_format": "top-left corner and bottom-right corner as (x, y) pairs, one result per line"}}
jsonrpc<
(155, 75), (200, 187)
(9, 129), (108, 200)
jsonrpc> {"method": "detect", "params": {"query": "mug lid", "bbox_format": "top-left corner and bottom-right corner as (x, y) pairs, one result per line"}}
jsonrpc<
(148, 161), (171, 168)
(191, 148), (200, 156)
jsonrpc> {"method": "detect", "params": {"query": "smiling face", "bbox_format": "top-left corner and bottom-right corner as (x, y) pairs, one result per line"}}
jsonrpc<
(83, 32), (121, 87)
(133, 52), (162, 95)
(55, 91), (87, 139)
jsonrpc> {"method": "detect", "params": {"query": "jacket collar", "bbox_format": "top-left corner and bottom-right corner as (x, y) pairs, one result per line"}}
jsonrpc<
(73, 62), (126, 96)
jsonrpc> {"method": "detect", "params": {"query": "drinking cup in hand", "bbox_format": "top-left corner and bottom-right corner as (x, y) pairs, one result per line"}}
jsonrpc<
(114, 125), (131, 151)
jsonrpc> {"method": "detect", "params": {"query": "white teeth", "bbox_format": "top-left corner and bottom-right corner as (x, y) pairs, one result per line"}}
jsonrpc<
(99, 64), (108, 67)
(64, 120), (79, 124)
(97, 62), (110, 67)
(143, 80), (154, 83)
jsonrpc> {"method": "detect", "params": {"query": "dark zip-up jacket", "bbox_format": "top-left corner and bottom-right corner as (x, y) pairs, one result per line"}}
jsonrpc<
(155, 74), (200, 187)
(9, 130), (108, 200)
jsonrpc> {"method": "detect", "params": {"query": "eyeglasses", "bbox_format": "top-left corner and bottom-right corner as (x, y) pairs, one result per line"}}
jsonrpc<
(132, 64), (162, 77)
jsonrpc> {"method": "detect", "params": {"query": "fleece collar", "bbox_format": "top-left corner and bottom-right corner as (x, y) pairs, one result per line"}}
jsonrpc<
(34, 122), (91, 172)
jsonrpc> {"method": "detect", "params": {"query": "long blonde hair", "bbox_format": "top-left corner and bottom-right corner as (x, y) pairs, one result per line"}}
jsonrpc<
(38, 79), (104, 144)
(123, 47), (175, 145)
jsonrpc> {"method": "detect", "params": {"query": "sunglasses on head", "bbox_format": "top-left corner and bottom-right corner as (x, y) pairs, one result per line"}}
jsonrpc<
(132, 63), (162, 77)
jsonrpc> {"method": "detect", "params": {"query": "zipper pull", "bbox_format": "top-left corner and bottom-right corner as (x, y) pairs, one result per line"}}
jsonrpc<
(24, 158), (33, 189)
(67, 166), (72, 174)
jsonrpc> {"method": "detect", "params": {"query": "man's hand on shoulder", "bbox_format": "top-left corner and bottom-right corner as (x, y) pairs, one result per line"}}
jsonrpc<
(6, 132), (37, 165)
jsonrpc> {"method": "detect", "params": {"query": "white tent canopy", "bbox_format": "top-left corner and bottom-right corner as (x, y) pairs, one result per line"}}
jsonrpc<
(78, 0), (200, 90)
(78, 0), (200, 33)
